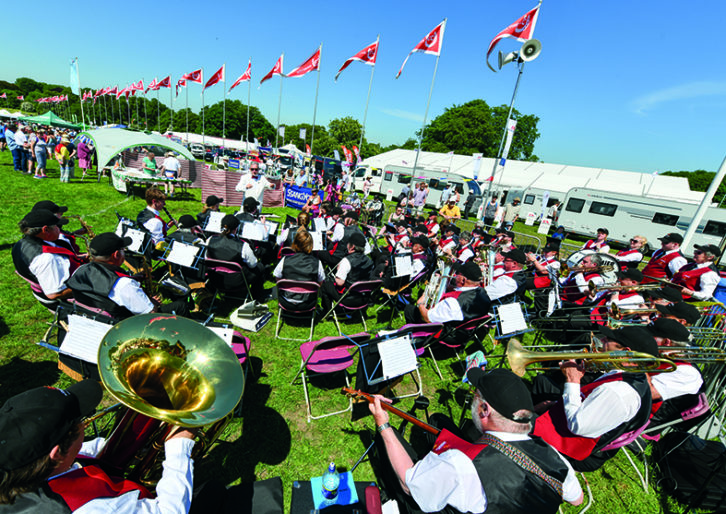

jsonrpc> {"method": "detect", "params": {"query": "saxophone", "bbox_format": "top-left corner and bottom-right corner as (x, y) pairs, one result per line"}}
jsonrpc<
(67, 214), (96, 251)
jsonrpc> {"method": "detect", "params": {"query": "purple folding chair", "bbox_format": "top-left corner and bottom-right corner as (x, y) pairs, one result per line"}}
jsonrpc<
(326, 280), (383, 335)
(275, 279), (320, 342)
(15, 270), (58, 313)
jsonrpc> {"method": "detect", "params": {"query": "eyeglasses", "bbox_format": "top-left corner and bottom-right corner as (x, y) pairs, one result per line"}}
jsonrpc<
(694, 250), (702, 255)
(250, 167), (259, 171)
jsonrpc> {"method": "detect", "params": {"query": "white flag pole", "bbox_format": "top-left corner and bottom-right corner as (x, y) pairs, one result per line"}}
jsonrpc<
(185, 84), (189, 142)
(223, 63), (226, 148)
(275, 54), (284, 150)
(169, 81), (173, 133)
(310, 44), (322, 156)
(74, 58), (86, 130)
(246, 58), (251, 159)
(359, 35), (379, 151)
(202, 88), (206, 147)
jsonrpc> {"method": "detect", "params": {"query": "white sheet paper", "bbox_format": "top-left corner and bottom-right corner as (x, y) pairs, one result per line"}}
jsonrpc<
(125, 228), (147, 253)
(311, 231), (324, 251)
(208, 326), (234, 347)
(264, 220), (279, 236)
(166, 241), (201, 267)
(59, 315), (113, 364)
(241, 222), (268, 242)
(497, 303), (529, 335)
(394, 255), (413, 278)
(313, 217), (327, 233)
(205, 211), (225, 234)
(378, 335), (417, 380)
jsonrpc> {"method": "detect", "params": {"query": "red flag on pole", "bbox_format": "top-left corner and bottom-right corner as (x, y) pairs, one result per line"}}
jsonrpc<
(335, 38), (379, 81)
(204, 65), (225, 89)
(486, 3), (541, 72)
(182, 69), (203, 84)
(176, 78), (186, 97)
(157, 76), (171, 89)
(115, 87), (128, 99)
(229, 60), (252, 91)
(106, 86), (118, 96)
(16, 96), (24, 100)
(395, 19), (446, 79)
(306, 144), (311, 155)
(94, 89), (104, 97)
(260, 55), (283, 85)
(145, 78), (158, 93)
(131, 80), (144, 92)
(286, 47), (321, 78)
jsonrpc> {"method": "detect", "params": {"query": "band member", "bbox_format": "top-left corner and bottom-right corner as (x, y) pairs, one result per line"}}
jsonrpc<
(167, 215), (204, 245)
(470, 227), (493, 250)
(67, 232), (191, 319)
(645, 286), (683, 307)
(671, 244), (720, 301)
(320, 211), (368, 267)
(437, 224), (459, 256)
(196, 194), (223, 228)
(532, 326), (657, 471)
(424, 211), (440, 239)
(589, 268), (646, 325)
(279, 212), (311, 249)
(0, 380), (197, 512)
(273, 228), (325, 311)
(136, 188), (174, 244)
(235, 197), (261, 223)
(559, 254), (606, 305)
(320, 231), (375, 312)
(581, 228), (610, 253)
(448, 231), (475, 264)
(655, 301), (701, 326)
(641, 232), (687, 284)
(491, 229), (516, 252)
(526, 242), (561, 280)
(615, 235), (647, 268)
(12, 209), (84, 304)
(31, 200), (87, 256)
(368, 369), (583, 513)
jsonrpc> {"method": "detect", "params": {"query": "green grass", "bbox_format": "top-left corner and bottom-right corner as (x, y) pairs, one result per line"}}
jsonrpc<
(0, 149), (701, 513)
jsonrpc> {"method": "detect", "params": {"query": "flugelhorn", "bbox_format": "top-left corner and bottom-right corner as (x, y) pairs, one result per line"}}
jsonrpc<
(96, 313), (245, 483)
(506, 339), (676, 377)
(588, 281), (662, 295)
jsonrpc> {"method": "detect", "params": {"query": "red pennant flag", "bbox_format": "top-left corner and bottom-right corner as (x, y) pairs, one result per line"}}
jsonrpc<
(182, 69), (203, 84)
(229, 60), (252, 92)
(106, 86), (118, 96)
(176, 78), (186, 97)
(305, 144), (311, 155)
(335, 38), (379, 81)
(16, 95), (24, 100)
(204, 65), (225, 90)
(353, 145), (361, 163)
(94, 88), (104, 98)
(396, 19), (446, 79)
(486, 4), (541, 72)
(0, 93), (6, 98)
(145, 78), (158, 93)
(131, 80), (144, 91)
(115, 86), (128, 99)
(260, 55), (284, 86)
(157, 76), (171, 89)
(286, 47), (321, 78)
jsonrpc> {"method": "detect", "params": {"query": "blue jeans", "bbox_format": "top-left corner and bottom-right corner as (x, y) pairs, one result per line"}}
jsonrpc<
(11, 148), (21, 170)
(19, 149), (29, 171)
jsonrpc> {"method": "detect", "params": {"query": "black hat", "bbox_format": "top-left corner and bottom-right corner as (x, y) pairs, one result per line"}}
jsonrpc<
(0, 380), (102, 471)
(656, 302), (700, 324)
(221, 214), (240, 231)
(545, 236), (561, 247)
(459, 261), (483, 281)
(349, 231), (366, 247)
(658, 232), (683, 244)
(647, 286), (683, 303)
(648, 318), (691, 343)
(177, 214), (196, 228)
(465, 368), (534, 422)
(89, 232), (132, 255)
(21, 209), (69, 228)
(616, 268), (643, 282)
(428, 211), (438, 218)
(694, 244), (721, 258)
(331, 206), (344, 216)
(472, 227), (485, 236)
(502, 248), (527, 265)
(444, 224), (460, 235)
(243, 197), (259, 209)
(414, 225), (429, 235)
(205, 195), (224, 207)
(411, 236), (428, 249)
(344, 211), (359, 221)
(597, 227), (609, 235)
(32, 200), (68, 214)
(543, 244), (560, 254)
(598, 326), (659, 357)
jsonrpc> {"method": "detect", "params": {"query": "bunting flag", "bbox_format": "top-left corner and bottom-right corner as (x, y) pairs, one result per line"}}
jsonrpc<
(353, 145), (361, 163)
(157, 76), (171, 89)
(106, 86), (118, 97)
(115, 86), (128, 99)
(16, 96), (24, 101)
(486, 3), (541, 72)
(204, 65), (225, 89)
(182, 69), (203, 84)
(145, 78), (158, 93)
(131, 80), (144, 92)
(286, 47), (321, 78)
(0, 93), (6, 98)
(335, 38), (379, 81)
(229, 60), (252, 91)
(260, 55), (283, 85)
(176, 78), (186, 97)
(94, 89), (104, 97)
(395, 19), (446, 79)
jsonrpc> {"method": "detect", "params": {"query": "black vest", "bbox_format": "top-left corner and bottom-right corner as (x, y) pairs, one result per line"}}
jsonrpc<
(0, 484), (71, 514)
(66, 262), (133, 319)
(136, 208), (158, 228)
(12, 237), (77, 290)
(196, 210), (210, 228)
(167, 229), (199, 245)
(456, 289), (486, 320)
(282, 253), (320, 282)
(345, 252), (374, 286)
(334, 225), (364, 259)
(235, 211), (256, 224)
(206, 235), (245, 267)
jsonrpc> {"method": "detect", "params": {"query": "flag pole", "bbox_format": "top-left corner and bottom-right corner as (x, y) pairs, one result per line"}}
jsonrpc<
(246, 58), (251, 159)
(135, 89), (139, 128)
(202, 88), (205, 147)
(126, 88), (131, 126)
(156, 90), (160, 131)
(185, 84), (189, 142)
(411, 32), (443, 182)
(169, 82), (173, 133)
(143, 78), (148, 130)
(275, 56), (284, 150)
(223, 62), (226, 148)
(74, 58), (86, 130)
(310, 44), (322, 156)
(102, 94), (107, 124)
(359, 35), (378, 151)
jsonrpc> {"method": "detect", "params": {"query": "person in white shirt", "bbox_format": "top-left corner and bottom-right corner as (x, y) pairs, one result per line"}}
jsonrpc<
(581, 228), (610, 254)
(161, 151), (181, 197)
(136, 188), (175, 244)
(235, 162), (274, 206)
(672, 244), (721, 301)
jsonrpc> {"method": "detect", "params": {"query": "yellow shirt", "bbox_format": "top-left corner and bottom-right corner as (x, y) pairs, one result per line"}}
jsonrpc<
(439, 204), (461, 218)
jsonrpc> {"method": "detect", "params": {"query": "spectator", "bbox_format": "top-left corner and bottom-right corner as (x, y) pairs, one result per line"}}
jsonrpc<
(55, 137), (72, 183)
(503, 197), (521, 230)
(76, 139), (93, 180)
(141, 150), (158, 176)
(15, 125), (30, 174)
(161, 151), (181, 197)
(31, 129), (49, 179)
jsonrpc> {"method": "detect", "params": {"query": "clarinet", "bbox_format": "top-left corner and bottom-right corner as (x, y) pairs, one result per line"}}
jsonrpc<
(162, 206), (176, 227)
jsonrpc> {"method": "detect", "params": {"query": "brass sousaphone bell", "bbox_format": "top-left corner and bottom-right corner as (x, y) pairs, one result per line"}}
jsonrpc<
(96, 313), (245, 482)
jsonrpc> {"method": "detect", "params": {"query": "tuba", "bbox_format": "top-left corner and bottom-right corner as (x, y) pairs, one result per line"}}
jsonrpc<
(95, 314), (245, 484)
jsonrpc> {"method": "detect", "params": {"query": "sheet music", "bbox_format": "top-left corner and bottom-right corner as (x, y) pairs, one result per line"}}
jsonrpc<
(313, 217), (327, 233)
(311, 231), (324, 251)
(208, 326), (234, 347)
(241, 222), (268, 241)
(394, 255), (413, 278)
(263, 220), (279, 236)
(59, 315), (113, 364)
(378, 335), (417, 380)
(114, 220), (126, 237)
(167, 241), (200, 267)
(205, 211), (225, 234)
(497, 303), (529, 335)
(125, 228), (147, 253)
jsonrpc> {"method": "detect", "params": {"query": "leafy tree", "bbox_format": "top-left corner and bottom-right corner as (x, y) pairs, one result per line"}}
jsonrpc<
(328, 116), (363, 149)
(20, 101), (35, 113)
(201, 100), (275, 143)
(15, 77), (43, 94)
(662, 169), (724, 204)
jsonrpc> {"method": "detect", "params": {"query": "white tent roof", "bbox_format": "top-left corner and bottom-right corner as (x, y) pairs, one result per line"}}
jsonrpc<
(166, 131), (257, 152)
(79, 128), (194, 170)
(0, 109), (13, 118)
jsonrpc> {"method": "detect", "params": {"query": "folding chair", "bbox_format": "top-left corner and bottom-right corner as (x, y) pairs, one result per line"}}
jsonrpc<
(291, 332), (371, 421)
(325, 280), (383, 335)
(14, 270), (59, 313)
(376, 268), (431, 326)
(426, 315), (494, 380)
(274, 279), (320, 342)
(204, 257), (254, 312)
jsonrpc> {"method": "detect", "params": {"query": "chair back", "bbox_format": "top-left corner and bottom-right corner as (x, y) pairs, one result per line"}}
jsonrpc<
(279, 247), (295, 257)
(600, 422), (651, 452)
(276, 279), (320, 296)
(205, 257), (244, 274)
(313, 332), (370, 352)
(67, 298), (115, 321)
(681, 392), (710, 421)
(15, 270), (44, 295)
(339, 280), (382, 309)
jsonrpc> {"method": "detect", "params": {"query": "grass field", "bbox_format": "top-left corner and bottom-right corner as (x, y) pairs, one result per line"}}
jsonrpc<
(0, 148), (701, 513)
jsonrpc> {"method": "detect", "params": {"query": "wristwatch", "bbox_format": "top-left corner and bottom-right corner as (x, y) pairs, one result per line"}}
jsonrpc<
(377, 422), (391, 433)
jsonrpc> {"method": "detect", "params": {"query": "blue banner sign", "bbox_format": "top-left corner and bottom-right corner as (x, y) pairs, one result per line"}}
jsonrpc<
(285, 184), (324, 210)
(229, 159), (240, 170)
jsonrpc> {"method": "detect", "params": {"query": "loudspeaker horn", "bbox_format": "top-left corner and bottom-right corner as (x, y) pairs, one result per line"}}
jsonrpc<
(498, 50), (519, 70)
(520, 39), (542, 62)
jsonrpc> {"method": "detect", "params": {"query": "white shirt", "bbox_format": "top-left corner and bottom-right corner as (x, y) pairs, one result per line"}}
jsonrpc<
(685, 262), (720, 300)
(28, 244), (71, 295)
(405, 431), (581, 513)
(273, 256), (325, 282)
(330, 222), (345, 242)
(484, 273), (519, 301)
(615, 250), (644, 263)
(651, 363), (703, 401)
(142, 207), (166, 244)
(162, 156), (181, 172)
(660, 249), (688, 276)
(336, 256), (353, 282)
(235, 173), (273, 204)
(15, 130), (28, 147)
(109, 276), (154, 314)
(241, 241), (258, 268)
(428, 286), (478, 324)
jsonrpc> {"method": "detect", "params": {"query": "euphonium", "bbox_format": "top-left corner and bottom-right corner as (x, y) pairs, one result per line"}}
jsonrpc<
(96, 314), (245, 484)
(506, 339), (676, 377)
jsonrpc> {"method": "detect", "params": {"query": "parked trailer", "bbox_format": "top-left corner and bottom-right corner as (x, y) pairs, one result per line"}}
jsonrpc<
(557, 187), (726, 256)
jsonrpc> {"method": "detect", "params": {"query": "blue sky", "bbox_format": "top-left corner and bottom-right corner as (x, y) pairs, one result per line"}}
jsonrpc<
(4, 0), (726, 174)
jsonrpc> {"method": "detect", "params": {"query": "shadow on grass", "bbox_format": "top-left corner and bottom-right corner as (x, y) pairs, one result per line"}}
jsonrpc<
(0, 357), (61, 402)
(0, 316), (9, 339)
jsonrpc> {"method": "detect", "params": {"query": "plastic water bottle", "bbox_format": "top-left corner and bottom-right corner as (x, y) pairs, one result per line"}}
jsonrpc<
(321, 462), (340, 506)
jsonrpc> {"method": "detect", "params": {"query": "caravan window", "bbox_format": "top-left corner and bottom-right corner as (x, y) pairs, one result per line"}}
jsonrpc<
(398, 173), (412, 184)
(429, 178), (446, 191)
(524, 194), (535, 205)
(384, 171), (393, 182)
(589, 201), (617, 217)
(565, 198), (585, 213)
(703, 220), (726, 237)
(652, 212), (679, 226)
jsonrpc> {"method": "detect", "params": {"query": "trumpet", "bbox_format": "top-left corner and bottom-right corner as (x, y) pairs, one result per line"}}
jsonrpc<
(506, 339), (676, 377)
(588, 281), (662, 295)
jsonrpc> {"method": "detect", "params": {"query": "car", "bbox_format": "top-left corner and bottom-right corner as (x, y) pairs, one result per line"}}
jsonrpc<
(188, 143), (205, 159)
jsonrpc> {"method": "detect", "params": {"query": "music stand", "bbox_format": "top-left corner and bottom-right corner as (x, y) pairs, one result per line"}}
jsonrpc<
(115, 221), (152, 256)
(203, 211), (226, 234)
(494, 302), (533, 340)
(161, 240), (205, 270)
(392, 253), (413, 278)
(355, 333), (419, 388)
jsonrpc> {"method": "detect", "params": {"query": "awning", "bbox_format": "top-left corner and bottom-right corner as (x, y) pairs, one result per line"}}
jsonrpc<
(18, 111), (82, 129)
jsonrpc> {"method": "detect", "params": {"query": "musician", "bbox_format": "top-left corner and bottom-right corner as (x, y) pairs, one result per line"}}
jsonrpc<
(378, 236), (430, 292)
(407, 261), (484, 324)
(279, 212), (311, 249)
(136, 188), (174, 245)
(67, 232), (191, 319)
(365, 193), (385, 226)
(386, 222), (411, 254)
(559, 254), (606, 306)
(526, 242), (561, 277)
(196, 194), (223, 228)
(446, 231), (474, 264)
(615, 235), (647, 268)
(437, 224), (459, 256)
(424, 211), (440, 239)
(31, 200), (87, 256)
(273, 228), (325, 311)
(320, 231), (375, 313)
(492, 229), (515, 252)
(671, 244), (720, 301)
(655, 301), (701, 326)
(0, 380), (197, 513)
(532, 326), (657, 471)
(12, 209), (84, 303)
(641, 232), (687, 284)
(588, 268), (646, 325)
(581, 228), (610, 253)
(323, 211), (371, 267)
(368, 369), (583, 513)
(235, 197), (260, 223)
(645, 286), (683, 307)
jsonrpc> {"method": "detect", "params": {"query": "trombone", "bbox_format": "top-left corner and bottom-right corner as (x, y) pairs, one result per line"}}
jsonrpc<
(609, 304), (659, 320)
(588, 281), (662, 295)
(659, 345), (726, 363)
(560, 263), (615, 277)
